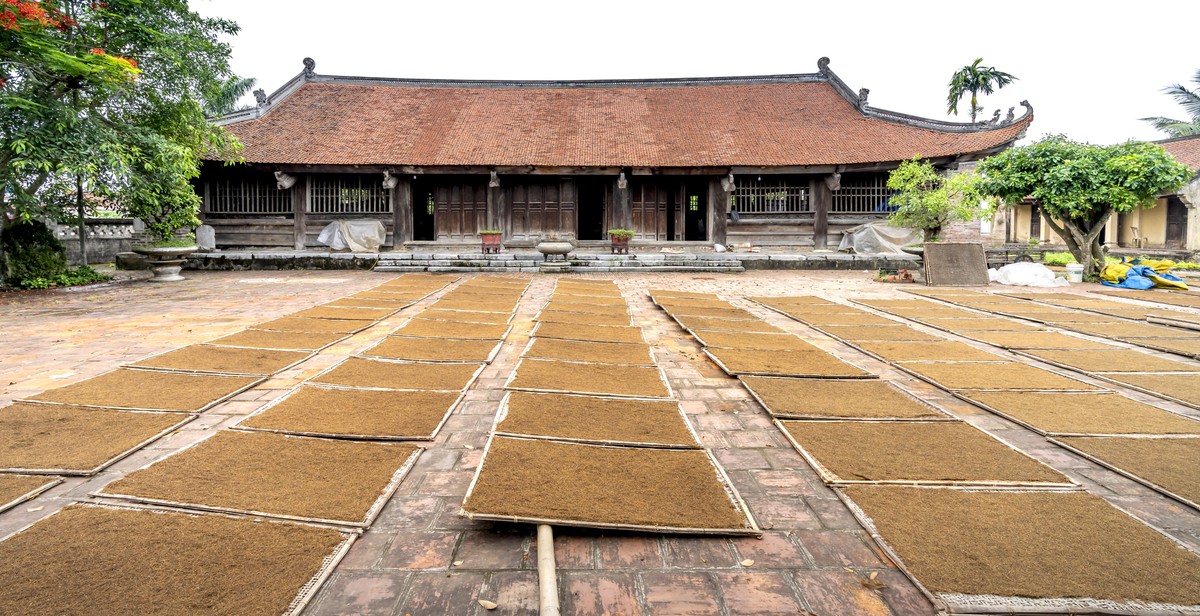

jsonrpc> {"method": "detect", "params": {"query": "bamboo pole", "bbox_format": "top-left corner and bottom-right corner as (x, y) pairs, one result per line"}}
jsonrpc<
(537, 524), (560, 616)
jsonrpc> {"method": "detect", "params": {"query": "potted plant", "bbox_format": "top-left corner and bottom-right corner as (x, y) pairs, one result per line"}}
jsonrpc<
(127, 187), (202, 282)
(608, 228), (634, 254)
(535, 233), (576, 261)
(480, 229), (502, 254)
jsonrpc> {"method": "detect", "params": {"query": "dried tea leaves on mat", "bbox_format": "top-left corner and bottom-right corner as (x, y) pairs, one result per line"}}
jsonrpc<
(0, 505), (347, 616)
(1023, 349), (1198, 373)
(1134, 338), (1200, 358)
(550, 293), (626, 305)
(653, 297), (739, 310)
(499, 392), (696, 446)
(750, 296), (838, 306)
(742, 377), (944, 419)
(509, 359), (669, 398)
(541, 300), (630, 316)
(365, 336), (500, 362)
(856, 341), (1000, 362)
(656, 305), (756, 319)
(869, 306), (981, 319)
(843, 486), (1200, 606)
(789, 312), (896, 326)
(688, 330), (818, 351)
(419, 308), (512, 324)
(960, 331), (1112, 350)
(464, 437), (751, 531)
(0, 402), (188, 474)
(781, 421), (1067, 484)
(535, 310), (631, 327)
(673, 316), (784, 333)
(855, 299), (943, 309)
(206, 329), (345, 351)
(647, 289), (718, 300)
(130, 345), (309, 376)
(1021, 312), (1123, 325)
(431, 296), (518, 313)
(0, 475), (59, 512)
(910, 317), (1041, 332)
(524, 338), (654, 365)
(255, 316), (373, 334)
(533, 322), (644, 344)
(964, 392), (1200, 435)
(291, 305), (395, 321)
(706, 347), (870, 378)
(324, 297), (412, 309)
(1106, 372), (1200, 407)
(99, 431), (420, 525)
(1064, 321), (1194, 339)
(350, 291), (423, 302)
(313, 358), (481, 391)
(1056, 436), (1200, 508)
(901, 362), (1099, 391)
(240, 386), (460, 439)
(394, 319), (510, 340)
(28, 369), (259, 412)
(819, 325), (944, 342)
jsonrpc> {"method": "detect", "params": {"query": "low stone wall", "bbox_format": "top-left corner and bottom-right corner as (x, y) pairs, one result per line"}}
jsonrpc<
(54, 218), (137, 265)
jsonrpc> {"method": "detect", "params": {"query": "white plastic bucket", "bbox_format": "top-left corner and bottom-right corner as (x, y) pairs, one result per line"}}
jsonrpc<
(1065, 263), (1084, 283)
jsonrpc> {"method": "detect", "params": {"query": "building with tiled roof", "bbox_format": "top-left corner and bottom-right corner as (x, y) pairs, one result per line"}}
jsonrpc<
(199, 57), (1033, 250)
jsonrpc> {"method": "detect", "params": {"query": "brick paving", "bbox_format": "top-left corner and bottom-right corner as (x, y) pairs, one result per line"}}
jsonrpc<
(4, 270), (1200, 615)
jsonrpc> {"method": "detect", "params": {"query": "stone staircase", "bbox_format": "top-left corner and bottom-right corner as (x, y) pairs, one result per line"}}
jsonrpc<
(373, 251), (745, 273)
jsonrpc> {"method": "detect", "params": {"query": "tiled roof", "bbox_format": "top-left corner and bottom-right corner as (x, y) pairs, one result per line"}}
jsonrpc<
(1159, 135), (1200, 171)
(222, 76), (1031, 168)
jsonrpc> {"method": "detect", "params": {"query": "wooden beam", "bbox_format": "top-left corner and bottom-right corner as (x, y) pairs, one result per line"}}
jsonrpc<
(812, 176), (831, 249)
(393, 177), (412, 246)
(710, 179), (728, 246)
(614, 174), (631, 229)
(292, 175), (307, 250)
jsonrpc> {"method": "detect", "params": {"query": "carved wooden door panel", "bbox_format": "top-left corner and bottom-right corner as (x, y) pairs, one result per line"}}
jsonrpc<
(434, 181), (487, 241)
(630, 180), (669, 241)
(509, 179), (577, 241)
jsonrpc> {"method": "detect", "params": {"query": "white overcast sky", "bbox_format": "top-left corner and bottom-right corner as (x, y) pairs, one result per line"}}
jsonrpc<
(193, 0), (1200, 146)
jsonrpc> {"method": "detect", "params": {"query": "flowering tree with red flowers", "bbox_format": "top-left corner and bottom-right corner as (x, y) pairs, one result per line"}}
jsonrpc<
(0, 0), (242, 251)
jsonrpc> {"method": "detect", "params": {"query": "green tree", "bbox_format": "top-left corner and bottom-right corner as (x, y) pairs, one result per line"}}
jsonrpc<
(886, 157), (989, 242)
(1, 0), (243, 246)
(203, 75), (256, 117)
(1141, 69), (1200, 137)
(978, 136), (1192, 276)
(947, 58), (1017, 123)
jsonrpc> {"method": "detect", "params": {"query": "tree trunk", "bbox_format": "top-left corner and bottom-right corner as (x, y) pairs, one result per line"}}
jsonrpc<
(1043, 208), (1115, 279)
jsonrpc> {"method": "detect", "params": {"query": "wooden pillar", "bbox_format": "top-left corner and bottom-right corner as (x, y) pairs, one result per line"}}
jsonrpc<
(614, 173), (631, 229)
(292, 176), (307, 250)
(812, 175), (833, 249)
(393, 177), (412, 246)
(486, 172), (503, 232)
(710, 178), (728, 246)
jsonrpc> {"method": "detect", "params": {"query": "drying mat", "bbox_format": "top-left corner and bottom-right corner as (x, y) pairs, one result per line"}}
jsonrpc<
(419, 308), (513, 324)
(960, 330), (1112, 350)
(363, 336), (501, 363)
(97, 431), (422, 527)
(789, 312), (897, 326)
(0, 504), (353, 616)
(742, 377), (948, 419)
(1053, 436), (1200, 511)
(654, 297), (740, 310)
(749, 295), (838, 306)
(450, 285), (526, 297)
(854, 299), (943, 309)
(1021, 348), (1197, 373)
(1064, 320), (1200, 339)
(495, 391), (698, 448)
(704, 347), (872, 378)
(936, 297), (1031, 308)
(0, 475), (61, 515)
(254, 316), (374, 334)
(754, 303), (860, 315)
(647, 289), (718, 300)
(818, 325), (944, 342)
(290, 305), (395, 321)
(857, 341), (1001, 362)
(911, 317), (1041, 332)
(506, 358), (671, 399)
(688, 330), (819, 351)
(532, 321), (645, 344)
(0, 402), (192, 475)
(523, 338), (654, 366)
(899, 362), (1100, 392)
(542, 300), (631, 316)
(431, 296), (519, 312)
(323, 297), (412, 309)
(1132, 337), (1200, 359)
(393, 318), (511, 340)
(535, 310), (632, 327)
(779, 420), (1071, 486)
(237, 386), (461, 441)
(312, 357), (483, 391)
(963, 391), (1200, 436)
(1095, 289), (1200, 308)
(129, 345), (311, 376)
(550, 293), (626, 306)
(349, 291), (424, 302)
(973, 303), (1075, 316)
(656, 305), (756, 319)
(1104, 372), (1200, 410)
(462, 436), (758, 535)
(27, 369), (261, 412)
(206, 329), (346, 351)
(841, 486), (1200, 612)
(1001, 292), (1092, 301)
(672, 315), (784, 333)
(869, 306), (982, 319)
(1017, 312), (1122, 325)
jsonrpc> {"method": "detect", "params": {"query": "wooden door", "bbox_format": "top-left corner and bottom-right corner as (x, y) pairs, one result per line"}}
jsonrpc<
(509, 179), (577, 241)
(630, 180), (669, 241)
(1166, 196), (1187, 249)
(434, 181), (487, 240)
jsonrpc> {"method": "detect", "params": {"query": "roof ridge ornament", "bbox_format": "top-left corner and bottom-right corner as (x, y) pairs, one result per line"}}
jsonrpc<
(303, 58), (316, 78)
(253, 89), (267, 106)
(817, 57), (831, 75)
(857, 88), (869, 107)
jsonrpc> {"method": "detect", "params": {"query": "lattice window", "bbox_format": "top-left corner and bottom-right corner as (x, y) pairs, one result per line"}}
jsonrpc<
(206, 179), (292, 214)
(831, 174), (896, 214)
(308, 175), (391, 214)
(729, 178), (809, 214)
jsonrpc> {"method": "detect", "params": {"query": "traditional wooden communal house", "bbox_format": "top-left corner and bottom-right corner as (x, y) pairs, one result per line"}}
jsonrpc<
(200, 58), (1031, 251)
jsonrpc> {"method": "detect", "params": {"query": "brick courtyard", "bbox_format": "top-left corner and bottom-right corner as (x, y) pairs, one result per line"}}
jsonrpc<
(3, 270), (1200, 615)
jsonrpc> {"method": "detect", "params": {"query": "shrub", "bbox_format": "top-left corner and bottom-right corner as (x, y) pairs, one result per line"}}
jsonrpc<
(1171, 261), (1200, 271)
(0, 220), (67, 287)
(1043, 252), (1076, 266)
(18, 265), (112, 290)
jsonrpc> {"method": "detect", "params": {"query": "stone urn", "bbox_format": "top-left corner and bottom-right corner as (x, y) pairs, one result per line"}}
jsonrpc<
(132, 245), (198, 282)
(536, 239), (575, 262)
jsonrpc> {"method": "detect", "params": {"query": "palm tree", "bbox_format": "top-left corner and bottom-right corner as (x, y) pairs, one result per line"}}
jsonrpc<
(203, 76), (257, 117)
(946, 58), (1018, 123)
(1141, 70), (1200, 137)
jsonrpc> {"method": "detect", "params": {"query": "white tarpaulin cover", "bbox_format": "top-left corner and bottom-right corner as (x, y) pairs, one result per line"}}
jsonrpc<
(837, 222), (922, 254)
(317, 220), (387, 252)
(988, 262), (1070, 287)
